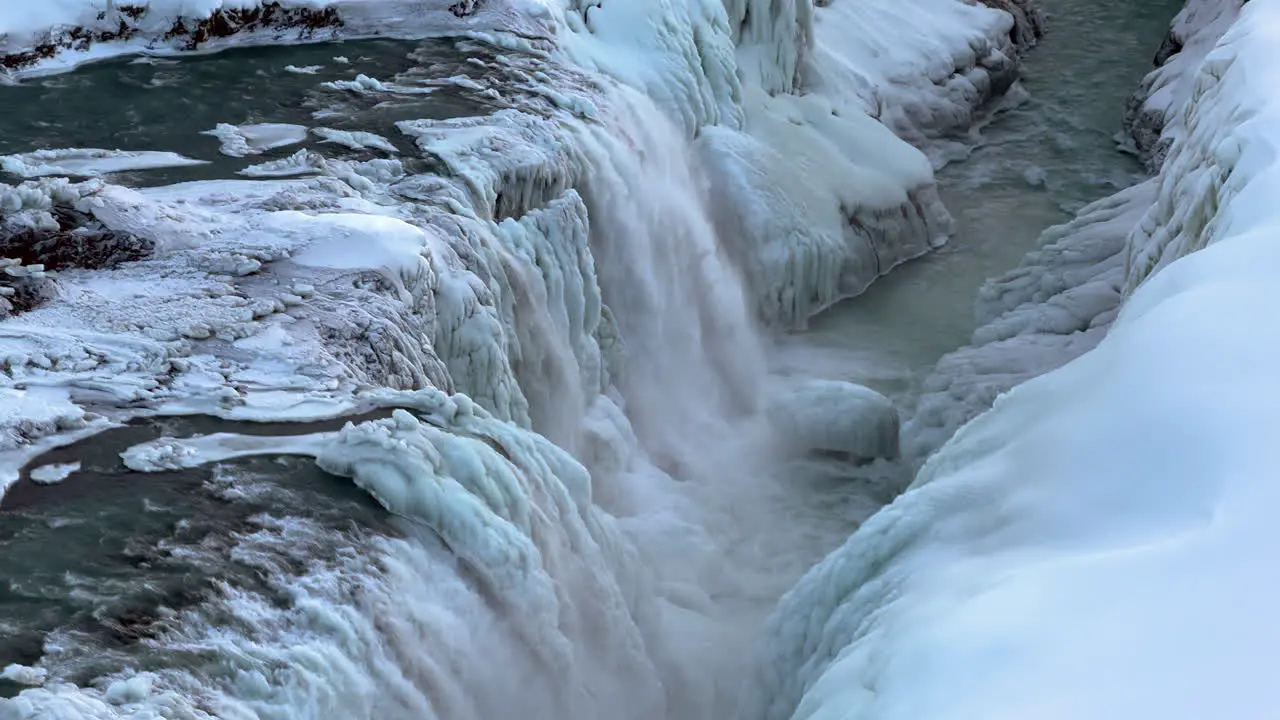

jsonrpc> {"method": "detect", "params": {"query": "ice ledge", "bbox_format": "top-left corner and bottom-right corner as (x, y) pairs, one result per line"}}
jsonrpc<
(0, 0), (558, 77)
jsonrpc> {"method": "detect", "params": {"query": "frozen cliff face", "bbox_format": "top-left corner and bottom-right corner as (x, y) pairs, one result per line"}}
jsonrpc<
(800, 0), (1032, 158)
(1124, 0), (1280, 289)
(692, 0), (1042, 325)
(745, 3), (1280, 719)
(905, 179), (1156, 460)
(1124, 0), (1246, 169)
(978, 0), (1045, 49)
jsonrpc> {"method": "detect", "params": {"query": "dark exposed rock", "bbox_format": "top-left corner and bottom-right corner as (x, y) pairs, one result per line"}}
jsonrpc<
(0, 206), (152, 318)
(1, 207), (153, 272)
(978, 0), (1047, 51)
(2, 2), (343, 72)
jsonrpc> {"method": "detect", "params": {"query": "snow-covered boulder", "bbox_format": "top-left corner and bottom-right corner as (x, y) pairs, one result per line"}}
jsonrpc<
(770, 379), (899, 461)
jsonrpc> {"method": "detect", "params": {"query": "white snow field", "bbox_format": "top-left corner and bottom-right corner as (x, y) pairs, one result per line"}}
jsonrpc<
(742, 3), (1280, 720)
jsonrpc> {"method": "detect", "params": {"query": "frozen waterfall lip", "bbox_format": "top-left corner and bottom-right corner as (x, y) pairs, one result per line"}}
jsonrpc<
(0, 0), (561, 80)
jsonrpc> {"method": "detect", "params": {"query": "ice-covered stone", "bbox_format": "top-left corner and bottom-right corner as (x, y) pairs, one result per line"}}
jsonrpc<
(770, 379), (900, 461)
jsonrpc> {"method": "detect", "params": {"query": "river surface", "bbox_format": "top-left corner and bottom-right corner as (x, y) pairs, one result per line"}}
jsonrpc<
(0, 0), (1180, 713)
(780, 0), (1183, 402)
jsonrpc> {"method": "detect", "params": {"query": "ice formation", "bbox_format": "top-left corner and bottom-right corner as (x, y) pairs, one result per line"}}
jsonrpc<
(1124, 0), (1246, 168)
(0, 0), (1088, 717)
(201, 122), (310, 157)
(743, 2), (1280, 719)
(769, 379), (899, 461)
(0, 148), (207, 178)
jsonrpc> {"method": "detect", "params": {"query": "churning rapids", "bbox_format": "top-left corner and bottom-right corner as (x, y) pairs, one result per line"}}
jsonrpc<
(0, 0), (1179, 718)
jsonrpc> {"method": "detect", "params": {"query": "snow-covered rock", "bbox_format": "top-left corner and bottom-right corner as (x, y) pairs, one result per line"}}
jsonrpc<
(770, 379), (899, 461)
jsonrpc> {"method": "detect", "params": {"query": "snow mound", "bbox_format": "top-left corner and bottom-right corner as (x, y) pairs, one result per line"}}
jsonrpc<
(770, 379), (899, 461)
(202, 122), (309, 157)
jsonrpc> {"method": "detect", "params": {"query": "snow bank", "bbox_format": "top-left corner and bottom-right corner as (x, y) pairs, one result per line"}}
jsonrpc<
(744, 3), (1280, 718)
(1125, 0), (1280, 289)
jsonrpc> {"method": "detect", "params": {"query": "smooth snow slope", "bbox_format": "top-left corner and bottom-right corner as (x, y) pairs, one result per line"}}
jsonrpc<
(743, 2), (1280, 718)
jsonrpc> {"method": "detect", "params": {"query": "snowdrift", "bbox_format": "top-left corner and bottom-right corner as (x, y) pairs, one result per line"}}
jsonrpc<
(744, 3), (1280, 719)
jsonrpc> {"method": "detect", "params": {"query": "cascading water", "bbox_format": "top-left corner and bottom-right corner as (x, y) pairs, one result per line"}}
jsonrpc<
(0, 40), (862, 720)
(0, 0), (1192, 718)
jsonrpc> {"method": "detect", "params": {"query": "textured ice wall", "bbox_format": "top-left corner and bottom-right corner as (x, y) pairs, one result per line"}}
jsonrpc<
(1124, 0), (1246, 168)
(744, 3), (1280, 719)
(1124, 1), (1280, 290)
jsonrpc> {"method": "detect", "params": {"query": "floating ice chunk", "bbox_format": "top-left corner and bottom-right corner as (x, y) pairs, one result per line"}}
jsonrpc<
(201, 122), (309, 158)
(311, 127), (399, 154)
(0, 148), (208, 178)
(322, 74), (387, 93)
(1, 663), (46, 686)
(122, 432), (330, 472)
(237, 149), (327, 177)
(28, 461), (79, 485)
(284, 64), (323, 74)
(332, 56), (350, 64)
(770, 379), (900, 461)
(104, 674), (153, 704)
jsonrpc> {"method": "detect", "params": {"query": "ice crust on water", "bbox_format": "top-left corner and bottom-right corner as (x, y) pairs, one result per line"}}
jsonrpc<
(744, 3), (1280, 719)
(0, 149), (208, 178)
(905, 179), (1157, 459)
(201, 122), (310, 158)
